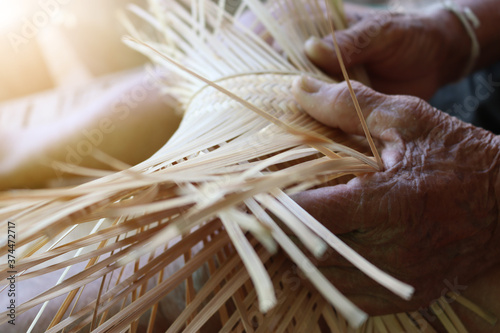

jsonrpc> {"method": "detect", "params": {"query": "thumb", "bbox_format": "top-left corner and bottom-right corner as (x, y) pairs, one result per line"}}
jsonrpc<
(292, 76), (435, 168)
(292, 76), (399, 140)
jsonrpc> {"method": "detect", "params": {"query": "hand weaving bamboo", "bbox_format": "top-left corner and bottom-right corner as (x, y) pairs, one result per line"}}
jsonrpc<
(0, 0), (496, 332)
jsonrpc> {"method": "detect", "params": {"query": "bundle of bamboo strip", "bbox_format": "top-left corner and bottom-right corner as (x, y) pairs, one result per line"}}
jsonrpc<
(0, 0), (496, 332)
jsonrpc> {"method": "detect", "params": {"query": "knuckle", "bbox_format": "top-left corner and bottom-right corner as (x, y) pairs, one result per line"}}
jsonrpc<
(405, 96), (433, 119)
(329, 81), (353, 108)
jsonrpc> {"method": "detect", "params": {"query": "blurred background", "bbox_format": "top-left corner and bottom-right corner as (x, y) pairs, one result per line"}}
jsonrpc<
(0, 0), (149, 103)
(0, 0), (409, 104)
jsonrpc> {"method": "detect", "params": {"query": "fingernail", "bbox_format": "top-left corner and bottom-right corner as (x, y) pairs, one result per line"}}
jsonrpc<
(305, 36), (333, 53)
(299, 75), (324, 93)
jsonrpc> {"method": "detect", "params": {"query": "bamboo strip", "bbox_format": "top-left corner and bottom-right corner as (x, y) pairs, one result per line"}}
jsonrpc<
(437, 298), (468, 333)
(448, 292), (498, 326)
(430, 301), (459, 333)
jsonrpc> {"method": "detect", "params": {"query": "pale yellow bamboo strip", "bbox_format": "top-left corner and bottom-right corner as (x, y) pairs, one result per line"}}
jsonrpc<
(408, 312), (438, 333)
(124, 38), (338, 147)
(48, 219), (122, 329)
(19, 212), (170, 265)
(219, 297), (250, 331)
(65, 284), (92, 333)
(219, 210), (276, 311)
(243, 252), (289, 308)
(255, 193), (326, 257)
(14, 191), (118, 248)
(182, 234), (196, 327)
(132, 234), (159, 331)
(240, 147), (321, 179)
(220, 208), (276, 255)
(273, 190), (414, 300)
(395, 313), (421, 333)
(178, 261), (264, 332)
(254, 273), (306, 333)
(166, 247), (267, 332)
(105, 184), (159, 209)
(6, 222), (164, 279)
(321, 306), (343, 333)
(327, 0), (346, 29)
(97, 259), (128, 327)
(46, 230), (231, 333)
(27, 218), (108, 332)
(338, 311), (349, 332)
(210, 240), (232, 325)
(219, 251), (289, 333)
(231, 289), (255, 333)
(46, 161), (115, 178)
(365, 318), (375, 333)
(105, 196), (193, 219)
(245, 198), (367, 328)
(448, 292), (498, 325)
(380, 314), (405, 333)
(306, 0), (330, 36)
(2, 221), (223, 325)
(0, 223), (79, 293)
(118, 157), (372, 266)
(295, 292), (324, 332)
(91, 275), (108, 331)
(272, 288), (309, 333)
(430, 302), (459, 333)
(323, 0), (383, 170)
(373, 316), (389, 333)
(437, 298), (469, 333)
(146, 264), (164, 333)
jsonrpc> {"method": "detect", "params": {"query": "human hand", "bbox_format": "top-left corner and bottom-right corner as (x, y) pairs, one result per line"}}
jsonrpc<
(305, 6), (471, 100)
(291, 76), (500, 315)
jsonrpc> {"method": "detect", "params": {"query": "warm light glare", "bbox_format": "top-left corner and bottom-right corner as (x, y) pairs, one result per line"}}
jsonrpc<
(0, 0), (150, 103)
(0, 2), (26, 30)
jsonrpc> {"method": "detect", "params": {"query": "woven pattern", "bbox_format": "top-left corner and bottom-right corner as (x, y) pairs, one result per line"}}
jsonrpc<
(0, 0), (496, 331)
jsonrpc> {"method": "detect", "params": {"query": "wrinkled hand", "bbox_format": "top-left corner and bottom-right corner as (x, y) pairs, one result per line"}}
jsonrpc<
(291, 76), (500, 314)
(305, 6), (470, 99)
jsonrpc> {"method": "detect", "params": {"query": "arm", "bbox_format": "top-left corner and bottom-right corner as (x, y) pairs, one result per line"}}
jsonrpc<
(452, 0), (500, 73)
(305, 0), (500, 99)
(291, 75), (500, 316)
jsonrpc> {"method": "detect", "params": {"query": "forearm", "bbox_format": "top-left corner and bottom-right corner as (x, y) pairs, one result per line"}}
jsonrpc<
(455, 0), (500, 71)
(431, 0), (500, 83)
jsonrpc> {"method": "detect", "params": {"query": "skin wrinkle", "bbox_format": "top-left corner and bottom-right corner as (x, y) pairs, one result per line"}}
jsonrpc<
(291, 78), (500, 315)
(287, 2), (500, 327)
(312, 11), (461, 99)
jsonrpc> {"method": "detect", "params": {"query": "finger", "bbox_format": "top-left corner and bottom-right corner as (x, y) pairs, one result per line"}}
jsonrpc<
(291, 183), (366, 234)
(305, 16), (388, 76)
(344, 3), (380, 17)
(300, 263), (406, 314)
(343, 3), (372, 26)
(292, 76), (430, 142)
(318, 265), (386, 298)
